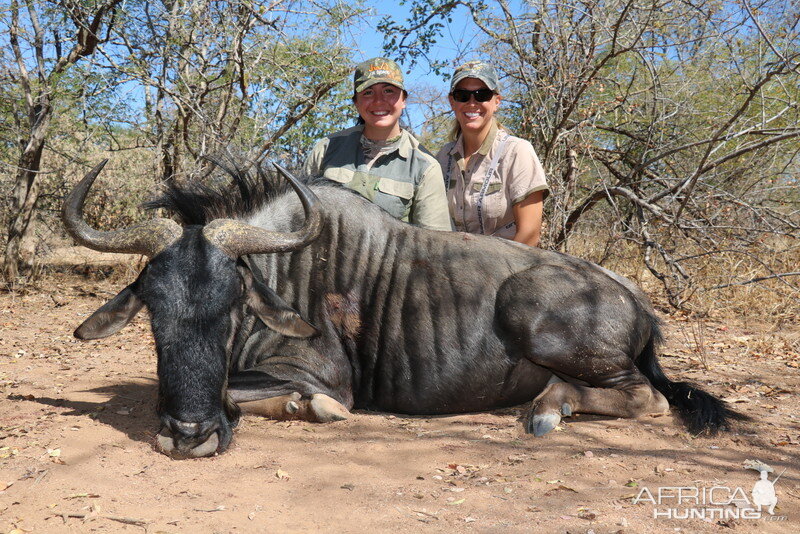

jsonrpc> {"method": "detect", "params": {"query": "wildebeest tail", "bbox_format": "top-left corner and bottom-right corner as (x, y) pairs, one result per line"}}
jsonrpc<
(635, 317), (732, 434)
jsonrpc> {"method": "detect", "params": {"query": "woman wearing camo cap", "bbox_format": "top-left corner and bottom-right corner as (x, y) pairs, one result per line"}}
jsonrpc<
(436, 61), (549, 246)
(303, 57), (451, 231)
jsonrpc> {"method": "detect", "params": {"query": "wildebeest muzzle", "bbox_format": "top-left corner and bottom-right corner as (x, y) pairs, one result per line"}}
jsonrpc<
(156, 412), (234, 459)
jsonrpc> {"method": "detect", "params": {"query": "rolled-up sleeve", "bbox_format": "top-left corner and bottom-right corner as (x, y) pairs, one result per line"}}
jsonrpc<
(507, 140), (549, 205)
(411, 163), (453, 231)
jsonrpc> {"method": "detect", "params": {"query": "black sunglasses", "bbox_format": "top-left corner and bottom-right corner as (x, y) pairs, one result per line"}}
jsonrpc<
(451, 88), (495, 103)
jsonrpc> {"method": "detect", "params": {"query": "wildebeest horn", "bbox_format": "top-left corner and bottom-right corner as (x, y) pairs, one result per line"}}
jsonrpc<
(202, 163), (322, 257)
(62, 159), (182, 257)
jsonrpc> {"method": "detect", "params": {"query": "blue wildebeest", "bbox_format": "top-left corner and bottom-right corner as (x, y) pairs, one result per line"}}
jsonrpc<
(63, 160), (730, 458)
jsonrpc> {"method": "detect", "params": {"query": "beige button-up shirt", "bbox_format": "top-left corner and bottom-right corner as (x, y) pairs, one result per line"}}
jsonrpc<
(436, 123), (549, 239)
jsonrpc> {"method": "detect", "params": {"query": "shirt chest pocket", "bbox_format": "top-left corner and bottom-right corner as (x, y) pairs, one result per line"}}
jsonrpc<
(323, 168), (353, 184)
(374, 177), (414, 220)
(471, 178), (506, 219)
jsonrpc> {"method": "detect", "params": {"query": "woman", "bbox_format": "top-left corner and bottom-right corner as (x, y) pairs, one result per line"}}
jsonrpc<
(436, 61), (548, 246)
(303, 57), (451, 231)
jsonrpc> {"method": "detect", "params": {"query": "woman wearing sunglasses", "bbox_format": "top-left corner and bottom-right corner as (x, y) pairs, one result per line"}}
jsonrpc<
(303, 57), (451, 231)
(436, 61), (549, 246)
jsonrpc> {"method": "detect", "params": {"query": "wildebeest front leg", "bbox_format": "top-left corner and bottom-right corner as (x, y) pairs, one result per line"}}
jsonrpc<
(239, 392), (351, 422)
(528, 379), (669, 436)
(240, 392), (304, 420)
(242, 393), (350, 423)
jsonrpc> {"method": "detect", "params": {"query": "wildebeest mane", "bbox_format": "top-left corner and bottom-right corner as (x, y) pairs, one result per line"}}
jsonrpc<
(145, 160), (328, 225)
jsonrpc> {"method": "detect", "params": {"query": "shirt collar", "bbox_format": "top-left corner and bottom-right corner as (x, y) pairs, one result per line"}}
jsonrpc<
(397, 129), (413, 158)
(477, 121), (499, 156)
(449, 136), (463, 157)
(359, 127), (411, 159)
(449, 120), (499, 158)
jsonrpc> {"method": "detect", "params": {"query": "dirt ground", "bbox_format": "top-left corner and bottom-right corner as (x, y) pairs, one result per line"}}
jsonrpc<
(1, 257), (799, 534)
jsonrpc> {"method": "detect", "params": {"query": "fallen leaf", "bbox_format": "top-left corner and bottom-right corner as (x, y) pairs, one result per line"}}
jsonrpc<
(275, 469), (290, 480)
(0, 447), (18, 459)
(340, 483), (354, 491)
(447, 498), (465, 505)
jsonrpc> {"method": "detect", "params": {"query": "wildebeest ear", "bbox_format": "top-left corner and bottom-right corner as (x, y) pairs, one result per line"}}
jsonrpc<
(74, 284), (144, 340)
(239, 267), (319, 338)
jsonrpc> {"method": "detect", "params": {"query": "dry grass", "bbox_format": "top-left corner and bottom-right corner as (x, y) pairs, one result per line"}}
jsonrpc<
(565, 229), (799, 324)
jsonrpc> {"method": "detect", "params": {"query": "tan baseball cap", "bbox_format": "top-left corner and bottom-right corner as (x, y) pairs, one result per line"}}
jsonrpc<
(449, 61), (499, 92)
(353, 57), (405, 93)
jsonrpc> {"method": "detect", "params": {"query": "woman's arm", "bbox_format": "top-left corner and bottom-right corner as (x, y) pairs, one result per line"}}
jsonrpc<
(411, 162), (453, 231)
(512, 190), (544, 247)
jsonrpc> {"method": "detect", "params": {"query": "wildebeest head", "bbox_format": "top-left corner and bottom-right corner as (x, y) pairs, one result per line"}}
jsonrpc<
(62, 160), (322, 458)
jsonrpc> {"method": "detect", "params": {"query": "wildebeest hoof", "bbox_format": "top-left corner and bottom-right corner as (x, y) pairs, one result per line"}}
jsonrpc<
(561, 403), (572, 417)
(285, 400), (299, 414)
(310, 394), (350, 422)
(527, 413), (561, 437)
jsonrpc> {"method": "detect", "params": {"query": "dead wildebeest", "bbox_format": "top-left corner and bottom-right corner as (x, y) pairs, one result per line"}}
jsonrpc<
(63, 160), (730, 458)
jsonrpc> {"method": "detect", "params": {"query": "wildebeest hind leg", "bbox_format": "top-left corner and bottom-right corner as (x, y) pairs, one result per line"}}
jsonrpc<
(528, 380), (669, 436)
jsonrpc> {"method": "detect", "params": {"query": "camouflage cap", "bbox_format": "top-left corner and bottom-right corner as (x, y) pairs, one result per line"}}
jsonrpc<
(353, 57), (405, 93)
(449, 61), (499, 92)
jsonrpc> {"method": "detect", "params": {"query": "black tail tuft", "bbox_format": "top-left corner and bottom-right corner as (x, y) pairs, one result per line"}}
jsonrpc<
(652, 380), (731, 434)
(636, 318), (734, 435)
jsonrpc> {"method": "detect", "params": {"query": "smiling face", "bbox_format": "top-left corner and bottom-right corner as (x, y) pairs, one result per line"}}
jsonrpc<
(354, 83), (406, 140)
(449, 77), (501, 141)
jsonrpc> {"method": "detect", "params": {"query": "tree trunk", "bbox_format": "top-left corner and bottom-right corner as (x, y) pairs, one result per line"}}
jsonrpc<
(3, 105), (51, 284)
